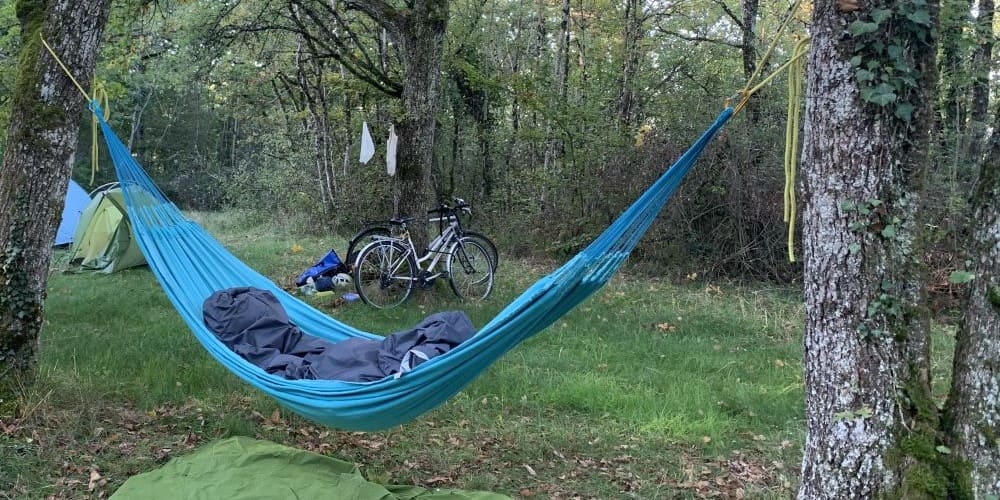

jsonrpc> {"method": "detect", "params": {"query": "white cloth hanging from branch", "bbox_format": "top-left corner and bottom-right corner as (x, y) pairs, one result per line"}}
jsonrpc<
(359, 122), (375, 164)
(386, 124), (398, 177)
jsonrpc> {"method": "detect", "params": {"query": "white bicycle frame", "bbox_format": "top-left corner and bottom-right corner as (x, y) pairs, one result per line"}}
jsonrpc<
(373, 215), (463, 282)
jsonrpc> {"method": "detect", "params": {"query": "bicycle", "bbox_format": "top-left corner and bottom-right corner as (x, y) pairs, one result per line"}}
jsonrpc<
(351, 201), (496, 309)
(345, 198), (498, 273)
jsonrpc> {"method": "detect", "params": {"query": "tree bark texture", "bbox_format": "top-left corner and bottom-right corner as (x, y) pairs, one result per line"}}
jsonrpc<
(393, 0), (448, 250)
(946, 108), (1000, 498)
(616, 0), (643, 127)
(798, 1), (939, 497)
(965, 0), (993, 162)
(294, 44), (336, 212)
(739, 0), (758, 80)
(739, 0), (759, 122)
(937, 0), (971, 134)
(0, 0), (111, 411)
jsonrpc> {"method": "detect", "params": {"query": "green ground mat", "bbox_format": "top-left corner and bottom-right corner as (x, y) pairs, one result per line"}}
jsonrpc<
(110, 436), (510, 499)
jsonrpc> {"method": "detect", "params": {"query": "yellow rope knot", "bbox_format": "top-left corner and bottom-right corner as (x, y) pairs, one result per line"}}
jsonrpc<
(91, 80), (110, 185)
(724, 0), (809, 264)
(40, 35), (110, 186)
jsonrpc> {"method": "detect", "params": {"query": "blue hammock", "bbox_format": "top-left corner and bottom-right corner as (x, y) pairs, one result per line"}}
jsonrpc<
(95, 102), (733, 431)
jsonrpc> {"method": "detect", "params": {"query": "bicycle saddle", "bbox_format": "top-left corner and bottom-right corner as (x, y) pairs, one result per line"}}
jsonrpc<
(388, 216), (415, 226)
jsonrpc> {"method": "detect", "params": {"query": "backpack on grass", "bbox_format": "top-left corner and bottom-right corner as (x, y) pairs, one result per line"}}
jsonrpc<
(295, 250), (349, 291)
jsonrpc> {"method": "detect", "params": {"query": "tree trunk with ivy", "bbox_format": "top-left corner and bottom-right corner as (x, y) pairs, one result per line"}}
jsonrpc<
(945, 106), (1000, 497)
(0, 0), (111, 415)
(797, 1), (944, 497)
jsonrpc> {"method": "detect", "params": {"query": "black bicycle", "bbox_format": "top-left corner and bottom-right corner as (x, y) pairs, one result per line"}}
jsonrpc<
(345, 198), (498, 273)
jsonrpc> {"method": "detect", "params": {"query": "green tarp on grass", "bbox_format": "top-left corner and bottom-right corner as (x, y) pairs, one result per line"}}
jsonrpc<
(110, 436), (510, 500)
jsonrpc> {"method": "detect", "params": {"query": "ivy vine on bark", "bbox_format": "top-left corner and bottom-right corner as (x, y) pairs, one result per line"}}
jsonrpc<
(847, 0), (934, 124)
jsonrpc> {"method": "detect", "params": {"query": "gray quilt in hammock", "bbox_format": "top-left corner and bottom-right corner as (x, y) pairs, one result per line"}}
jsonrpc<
(202, 287), (475, 382)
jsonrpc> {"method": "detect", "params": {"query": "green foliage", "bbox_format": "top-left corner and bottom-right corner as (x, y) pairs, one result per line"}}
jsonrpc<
(833, 405), (873, 421)
(848, 1), (934, 125)
(947, 270), (975, 284)
(0, 1), (18, 152)
(73, 0), (794, 279)
(989, 285), (1000, 308)
(884, 372), (974, 500)
(0, 197), (41, 410)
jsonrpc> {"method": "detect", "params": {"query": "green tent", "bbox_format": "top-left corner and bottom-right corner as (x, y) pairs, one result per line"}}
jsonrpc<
(67, 185), (146, 273)
(111, 437), (511, 500)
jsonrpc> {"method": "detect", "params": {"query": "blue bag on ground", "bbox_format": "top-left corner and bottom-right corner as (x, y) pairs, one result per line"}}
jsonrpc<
(295, 250), (348, 287)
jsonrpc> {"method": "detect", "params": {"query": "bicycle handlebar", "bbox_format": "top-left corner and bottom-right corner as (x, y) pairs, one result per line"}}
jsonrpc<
(427, 198), (472, 217)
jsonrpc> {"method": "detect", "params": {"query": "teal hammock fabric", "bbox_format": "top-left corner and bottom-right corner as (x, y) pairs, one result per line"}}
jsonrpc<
(94, 102), (733, 431)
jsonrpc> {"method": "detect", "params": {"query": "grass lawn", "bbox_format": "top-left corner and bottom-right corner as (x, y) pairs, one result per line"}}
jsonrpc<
(7, 211), (813, 498)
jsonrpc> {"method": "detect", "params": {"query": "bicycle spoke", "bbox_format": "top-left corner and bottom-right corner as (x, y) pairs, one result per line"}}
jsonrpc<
(448, 239), (494, 301)
(354, 241), (414, 308)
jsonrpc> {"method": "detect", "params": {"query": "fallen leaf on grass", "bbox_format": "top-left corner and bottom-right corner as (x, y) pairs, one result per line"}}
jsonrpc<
(155, 448), (172, 462)
(0, 419), (19, 435)
(88, 469), (107, 491)
(524, 464), (537, 476)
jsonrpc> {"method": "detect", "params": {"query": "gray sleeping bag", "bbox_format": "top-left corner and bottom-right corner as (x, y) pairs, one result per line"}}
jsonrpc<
(202, 287), (475, 382)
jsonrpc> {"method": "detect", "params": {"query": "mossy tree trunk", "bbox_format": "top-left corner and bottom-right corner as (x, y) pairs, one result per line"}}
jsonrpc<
(797, 0), (943, 497)
(0, 0), (110, 415)
(393, 0), (448, 251)
(945, 105), (1000, 497)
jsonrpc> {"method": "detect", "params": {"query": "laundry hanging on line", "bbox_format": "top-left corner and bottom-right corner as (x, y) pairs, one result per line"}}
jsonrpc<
(359, 121), (375, 164)
(386, 124), (398, 176)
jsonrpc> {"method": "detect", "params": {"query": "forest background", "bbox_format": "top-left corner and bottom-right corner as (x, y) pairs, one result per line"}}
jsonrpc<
(0, 0), (998, 496)
(4, 0), (989, 285)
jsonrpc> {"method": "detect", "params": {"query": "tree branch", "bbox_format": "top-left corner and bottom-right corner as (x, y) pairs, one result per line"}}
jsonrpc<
(709, 0), (744, 29)
(286, 1), (403, 96)
(342, 0), (402, 35)
(656, 28), (742, 49)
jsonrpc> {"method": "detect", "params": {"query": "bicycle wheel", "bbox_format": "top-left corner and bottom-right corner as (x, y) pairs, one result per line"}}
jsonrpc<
(462, 230), (499, 272)
(447, 237), (495, 301)
(353, 240), (416, 309)
(346, 226), (391, 270)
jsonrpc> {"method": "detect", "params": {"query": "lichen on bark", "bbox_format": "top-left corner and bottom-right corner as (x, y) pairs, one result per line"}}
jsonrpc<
(0, 0), (111, 414)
